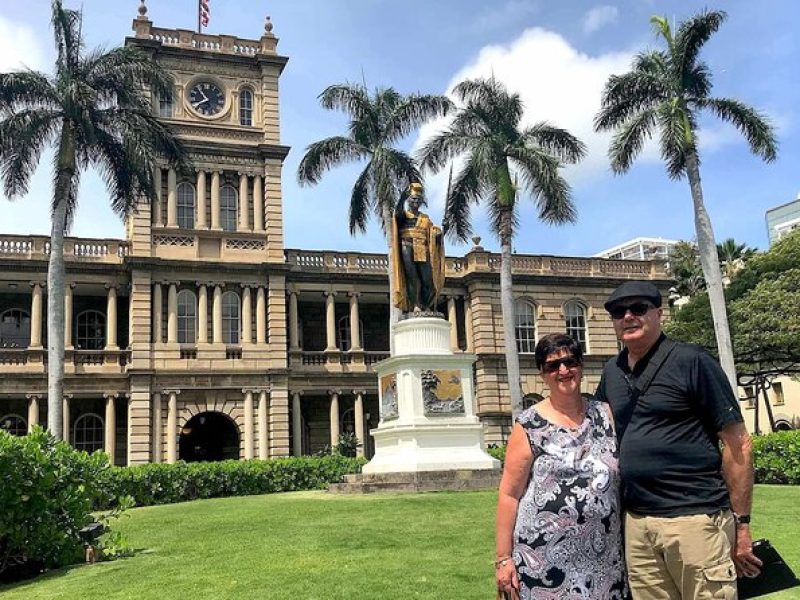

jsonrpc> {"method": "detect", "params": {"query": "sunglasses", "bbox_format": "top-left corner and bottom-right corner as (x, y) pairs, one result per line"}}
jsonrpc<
(609, 301), (655, 320)
(542, 356), (581, 373)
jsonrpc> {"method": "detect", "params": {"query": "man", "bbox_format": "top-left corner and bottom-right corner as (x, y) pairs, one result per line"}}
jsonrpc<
(391, 182), (445, 313)
(595, 280), (761, 599)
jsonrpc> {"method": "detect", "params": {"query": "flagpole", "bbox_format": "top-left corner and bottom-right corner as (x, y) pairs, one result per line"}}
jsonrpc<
(197, 0), (202, 33)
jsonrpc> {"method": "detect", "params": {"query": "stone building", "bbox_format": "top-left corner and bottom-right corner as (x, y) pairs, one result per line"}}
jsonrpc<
(0, 10), (669, 464)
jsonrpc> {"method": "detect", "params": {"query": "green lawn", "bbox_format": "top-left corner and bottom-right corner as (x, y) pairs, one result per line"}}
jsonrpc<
(2, 485), (799, 599)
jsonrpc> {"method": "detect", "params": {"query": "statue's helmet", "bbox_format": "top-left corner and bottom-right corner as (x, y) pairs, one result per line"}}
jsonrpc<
(408, 182), (424, 198)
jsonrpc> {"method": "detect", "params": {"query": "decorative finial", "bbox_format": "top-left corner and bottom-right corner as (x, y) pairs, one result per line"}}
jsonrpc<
(137, 0), (148, 18)
(471, 236), (482, 248)
(264, 15), (274, 34)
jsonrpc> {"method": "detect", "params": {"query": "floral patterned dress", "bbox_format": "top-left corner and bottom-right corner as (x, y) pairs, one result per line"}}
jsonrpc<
(513, 399), (628, 599)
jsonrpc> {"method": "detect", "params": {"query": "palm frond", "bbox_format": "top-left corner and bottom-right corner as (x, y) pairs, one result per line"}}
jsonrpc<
(453, 78), (523, 127)
(416, 130), (475, 172)
(698, 97), (778, 162)
(595, 67), (666, 131)
(51, 0), (83, 74)
(520, 122), (586, 164)
(685, 63), (712, 100)
(656, 104), (693, 179)
(0, 108), (60, 197)
(297, 136), (368, 185)
(0, 70), (60, 114)
(675, 10), (727, 81)
(383, 94), (453, 143)
(442, 158), (484, 242)
(319, 83), (372, 121)
(608, 108), (657, 174)
(508, 147), (576, 225)
(348, 163), (372, 235)
(487, 196), (519, 243)
(82, 45), (173, 107)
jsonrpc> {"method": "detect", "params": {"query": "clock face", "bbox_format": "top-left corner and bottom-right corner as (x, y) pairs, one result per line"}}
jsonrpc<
(189, 81), (225, 116)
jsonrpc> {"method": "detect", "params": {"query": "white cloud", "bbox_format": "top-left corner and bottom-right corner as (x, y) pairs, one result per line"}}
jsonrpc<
(0, 16), (46, 72)
(582, 5), (619, 35)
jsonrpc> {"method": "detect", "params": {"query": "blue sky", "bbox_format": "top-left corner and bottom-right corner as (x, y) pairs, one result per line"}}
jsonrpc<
(1, 0), (798, 256)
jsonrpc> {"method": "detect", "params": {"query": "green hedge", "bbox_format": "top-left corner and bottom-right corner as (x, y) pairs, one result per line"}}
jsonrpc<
(752, 430), (800, 485)
(101, 454), (367, 509)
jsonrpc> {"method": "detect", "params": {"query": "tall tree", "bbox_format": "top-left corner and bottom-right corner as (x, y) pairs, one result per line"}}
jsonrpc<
(297, 84), (452, 345)
(668, 240), (705, 298)
(594, 10), (777, 392)
(0, 1), (188, 439)
(418, 77), (585, 418)
(716, 237), (756, 280)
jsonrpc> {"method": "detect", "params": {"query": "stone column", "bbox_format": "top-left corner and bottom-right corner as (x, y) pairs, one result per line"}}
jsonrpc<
(253, 174), (264, 231)
(464, 297), (474, 353)
(354, 390), (365, 458)
(447, 296), (458, 351)
(196, 170), (207, 229)
(292, 391), (303, 456)
(152, 392), (162, 463)
(63, 396), (71, 444)
(241, 287), (252, 344)
(329, 390), (340, 450)
(153, 167), (162, 226)
(166, 390), (178, 463)
(167, 283), (178, 344)
(104, 394), (116, 464)
(29, 282), (43, 348)
(324, 292), (337, 352)
(258, 389), (269, 460)
(243, 389), (254, 460)
(166, 167), (177, 227)
(349, 292), (362, 351)
(64, 283), (74, 349)
(288, 289), (300, 351)
(198, 284), (209, 344)
(152, 283), (163, 344)
(256, 287), (266, 345)
(210, 170), (221, 230)
(212, 285), (223, 344)
(26, 394), (39, 432)
(105, 285), (118, 350)
(238, 173), (250, 231)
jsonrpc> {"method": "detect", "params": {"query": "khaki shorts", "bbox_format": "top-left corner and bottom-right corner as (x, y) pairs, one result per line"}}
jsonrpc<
(625, 510), (737, 599)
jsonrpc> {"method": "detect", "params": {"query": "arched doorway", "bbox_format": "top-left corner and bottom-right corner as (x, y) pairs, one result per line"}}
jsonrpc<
(179, 411), (240, 462)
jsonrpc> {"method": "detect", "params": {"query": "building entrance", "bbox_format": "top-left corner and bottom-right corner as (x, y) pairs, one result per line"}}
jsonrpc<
(179, 411), (240, 462)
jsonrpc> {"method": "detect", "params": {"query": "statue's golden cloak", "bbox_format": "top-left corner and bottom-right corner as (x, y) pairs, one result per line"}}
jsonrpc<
(391, 211), (445, 312)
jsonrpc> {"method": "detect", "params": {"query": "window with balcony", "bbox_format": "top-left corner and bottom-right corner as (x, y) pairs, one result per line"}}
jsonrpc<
(0, 309), (31, 348)
(177, 182), (196, 229)
(73, 413), (104, 453)
(337, 315), (364, 351)
(222, 291), (240, 345)
(239, 89), (253, 126)
(159, 91), (174, 118)
(514, 300), (537, 354)
(564, 300), (588, 353)
(0, 414), (27, 436)
(177, 290), (197, 344)
(75, 310), (105, 350)
(220, 186), (238, 232)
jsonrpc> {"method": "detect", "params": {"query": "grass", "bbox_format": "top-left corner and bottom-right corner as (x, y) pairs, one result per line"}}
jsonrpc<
(2, 486), (799, 599)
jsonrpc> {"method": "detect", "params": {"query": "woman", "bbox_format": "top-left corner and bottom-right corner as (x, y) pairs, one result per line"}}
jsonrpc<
(495, 333), (627, 599)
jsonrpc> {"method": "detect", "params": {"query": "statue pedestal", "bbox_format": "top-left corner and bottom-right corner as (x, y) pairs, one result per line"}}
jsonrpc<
(362, 317), (500, 475)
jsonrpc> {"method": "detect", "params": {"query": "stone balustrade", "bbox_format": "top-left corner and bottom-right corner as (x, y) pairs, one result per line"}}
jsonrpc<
(0, 235), (129, 264)
(133, 21), (278, 56)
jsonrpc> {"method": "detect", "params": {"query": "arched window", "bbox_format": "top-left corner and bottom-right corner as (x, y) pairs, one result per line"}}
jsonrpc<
(75, 310), (105, 350)
(222, 291), (240, 344)
(220, 185), (238, 232)
(73, 413), (104, 453)
(159, 90), (174, 118)
(514, 299), (537, 354)
(0, 309), (31, 348)
(0, 414), (27, 436)
(564, 300), (588, 353)
(177, 290), (197, 344)
(340, 407), (356, 434)
(522, 393), (544, 410)
(177, 182), (196, 229)
(337, 315), (364, 351)
(239, 89), (253, 126)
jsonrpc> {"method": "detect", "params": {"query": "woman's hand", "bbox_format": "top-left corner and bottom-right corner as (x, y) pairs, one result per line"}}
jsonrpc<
(495, 559), (520, 600)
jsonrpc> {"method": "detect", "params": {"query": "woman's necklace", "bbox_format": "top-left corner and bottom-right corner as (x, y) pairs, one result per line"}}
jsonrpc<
(551, 398), (586, 430)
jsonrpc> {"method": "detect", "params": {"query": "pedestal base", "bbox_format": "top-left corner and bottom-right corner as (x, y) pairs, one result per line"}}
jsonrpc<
(329, 468), (501, 494)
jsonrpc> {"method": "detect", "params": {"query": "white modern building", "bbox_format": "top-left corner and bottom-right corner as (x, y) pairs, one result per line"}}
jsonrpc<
(766, 195), (800, 246)
(594, 237), (679, 262)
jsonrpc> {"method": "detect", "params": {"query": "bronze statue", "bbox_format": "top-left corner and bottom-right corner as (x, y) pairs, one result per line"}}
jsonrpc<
(391, 182), (445, 313)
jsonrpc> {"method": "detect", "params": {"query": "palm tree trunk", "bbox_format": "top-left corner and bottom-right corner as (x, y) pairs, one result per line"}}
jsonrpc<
(46, 126), (75, 440)
(382, 202), (400, 355)
(498, 208), (523, 419)
(685, 150), (738, 393)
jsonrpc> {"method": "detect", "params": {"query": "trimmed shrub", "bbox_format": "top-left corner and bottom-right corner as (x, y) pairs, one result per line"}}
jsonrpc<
(0, 428), (119, 579)
(487, 445), (506, 464)
(752, 430), (800, 485)
(102, 454), (367, 508)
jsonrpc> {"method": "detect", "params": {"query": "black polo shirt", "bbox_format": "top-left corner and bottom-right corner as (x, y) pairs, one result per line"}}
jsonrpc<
(595, 334), (744, 516)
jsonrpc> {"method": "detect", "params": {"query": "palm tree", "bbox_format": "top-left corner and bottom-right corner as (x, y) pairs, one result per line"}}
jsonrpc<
(0, 1), (189, 439)
(717, 238), (756, 280)
(668, 240), (705, 298)
(418, 78), (586, 418)
(297, 83), (452, 344)
(594, 10), (777, 392)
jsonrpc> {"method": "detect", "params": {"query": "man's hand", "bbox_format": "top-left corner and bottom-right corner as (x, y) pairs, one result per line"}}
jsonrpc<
(732, 524), (762, 578)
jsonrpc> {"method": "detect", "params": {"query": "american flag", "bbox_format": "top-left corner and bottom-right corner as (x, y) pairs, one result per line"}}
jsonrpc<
(200, 0), (210, 28)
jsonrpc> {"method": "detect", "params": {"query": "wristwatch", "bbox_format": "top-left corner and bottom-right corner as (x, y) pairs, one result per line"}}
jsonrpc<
(733, 512), (751, 525)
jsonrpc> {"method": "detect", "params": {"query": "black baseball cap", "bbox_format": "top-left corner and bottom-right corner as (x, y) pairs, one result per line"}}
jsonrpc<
(604, 281), (662, 312)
